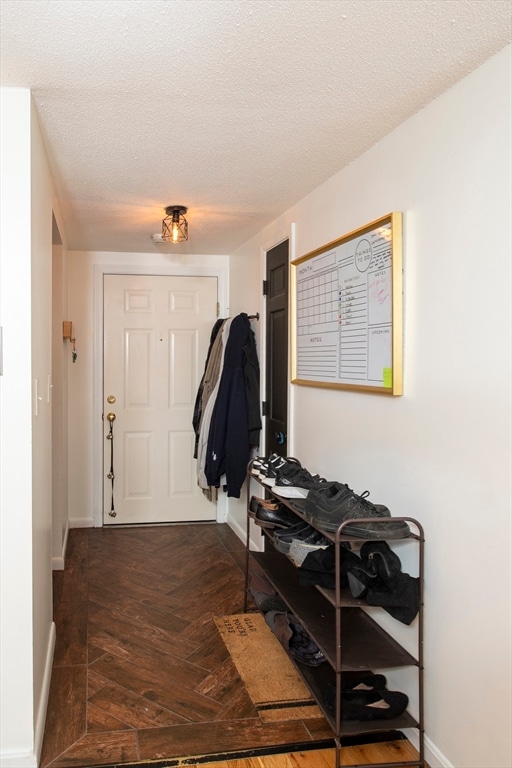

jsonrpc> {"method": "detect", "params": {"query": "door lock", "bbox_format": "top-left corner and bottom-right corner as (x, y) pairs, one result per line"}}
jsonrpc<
(107, 395), (116, 404)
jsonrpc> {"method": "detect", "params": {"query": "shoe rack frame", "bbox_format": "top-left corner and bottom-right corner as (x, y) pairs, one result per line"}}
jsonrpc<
(243, 459), (425, 768)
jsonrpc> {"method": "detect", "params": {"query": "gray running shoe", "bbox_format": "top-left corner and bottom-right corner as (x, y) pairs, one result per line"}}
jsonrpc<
(273, 522), (315, 554)
(289, 530), (331, 566)
(305, 484), (410, 538)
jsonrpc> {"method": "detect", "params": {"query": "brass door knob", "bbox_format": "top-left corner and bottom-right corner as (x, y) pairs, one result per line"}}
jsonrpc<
(106, 412), (116, 422)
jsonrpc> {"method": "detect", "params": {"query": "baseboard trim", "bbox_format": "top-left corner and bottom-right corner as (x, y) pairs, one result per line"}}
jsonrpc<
(227, 516), (263, 552)
(0, 750), (37, 768)
(62, 518), (69, 560)
(403, 729), (454, 768)
(34, 621), (56, 764)
(0, 623), (55, 768)
(69, 516), (94, 528)
(51, 554), (65, 570)
(52, 520), (70, 570)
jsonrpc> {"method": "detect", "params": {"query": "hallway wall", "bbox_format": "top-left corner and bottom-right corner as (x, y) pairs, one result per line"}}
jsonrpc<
(51, 232), (70, 569)
(0, 88), (57, 767)
(229, 46), (512, 768)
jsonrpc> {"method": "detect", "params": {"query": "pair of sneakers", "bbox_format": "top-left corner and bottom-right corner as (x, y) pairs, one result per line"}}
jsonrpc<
(251, 454), (301, 485)
(325, 676), (409, 721)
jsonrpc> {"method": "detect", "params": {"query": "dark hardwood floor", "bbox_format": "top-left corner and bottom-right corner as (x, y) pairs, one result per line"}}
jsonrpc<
(41, 524), (333, 767)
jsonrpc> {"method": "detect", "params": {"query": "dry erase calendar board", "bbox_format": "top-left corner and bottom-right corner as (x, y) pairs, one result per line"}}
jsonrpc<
(291, 212), (403, 395)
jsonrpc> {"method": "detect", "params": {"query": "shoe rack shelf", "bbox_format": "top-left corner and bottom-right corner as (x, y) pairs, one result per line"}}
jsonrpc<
(243, 460), (425, 768)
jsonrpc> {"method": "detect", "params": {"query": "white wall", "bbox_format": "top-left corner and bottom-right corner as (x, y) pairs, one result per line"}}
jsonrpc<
(29, 96), (57, 764)
(229, 46), (512, 768)
(51, 229), (70, 569)
(66, 250), (229, 527)
(0, 88), (55, 767)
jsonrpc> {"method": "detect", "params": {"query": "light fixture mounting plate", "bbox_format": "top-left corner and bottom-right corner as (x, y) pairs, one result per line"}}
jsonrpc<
(165, 205), (187, 216)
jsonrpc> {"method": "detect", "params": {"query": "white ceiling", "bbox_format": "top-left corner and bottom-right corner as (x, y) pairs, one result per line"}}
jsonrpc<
(1, 0), (510, 255)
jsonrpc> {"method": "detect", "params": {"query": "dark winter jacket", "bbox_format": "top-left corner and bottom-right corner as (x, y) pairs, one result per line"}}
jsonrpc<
(205, 313), (250, 497)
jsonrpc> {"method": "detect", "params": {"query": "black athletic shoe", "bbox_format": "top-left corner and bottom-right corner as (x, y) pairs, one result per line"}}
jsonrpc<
(305, 484), (410, 538)
(251, 453), (281, 478)
(273, 465), (329, 498)
(260, 456), (301, 486)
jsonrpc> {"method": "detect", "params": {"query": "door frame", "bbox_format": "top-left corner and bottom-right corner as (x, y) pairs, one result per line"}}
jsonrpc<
(260, 224), (296, 459)
(92, 262), (229, 527)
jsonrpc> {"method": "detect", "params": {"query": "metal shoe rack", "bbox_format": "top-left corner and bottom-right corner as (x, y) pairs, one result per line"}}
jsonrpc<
(243, 459), (425, 768)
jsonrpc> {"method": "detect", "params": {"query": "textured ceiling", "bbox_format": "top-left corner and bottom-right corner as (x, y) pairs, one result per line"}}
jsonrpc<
(1, 0), (511, 255)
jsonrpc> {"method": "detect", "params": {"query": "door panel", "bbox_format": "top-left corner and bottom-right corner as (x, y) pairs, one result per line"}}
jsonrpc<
(265, 240), (289, 457)
(126, 330), (151, 405)
(103, 274), (218, 525)
(270, 309), (287, 425)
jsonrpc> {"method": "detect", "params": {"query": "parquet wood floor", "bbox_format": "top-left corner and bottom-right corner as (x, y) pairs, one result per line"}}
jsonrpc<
(41, 525), (332, 768)
(41, 524), (419, 768)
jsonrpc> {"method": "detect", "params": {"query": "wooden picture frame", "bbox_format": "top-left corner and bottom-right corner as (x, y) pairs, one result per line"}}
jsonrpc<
(291, 212), (403, 395)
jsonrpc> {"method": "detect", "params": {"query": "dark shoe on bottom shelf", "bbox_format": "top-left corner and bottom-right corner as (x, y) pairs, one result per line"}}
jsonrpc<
(265, 610), (326, 667)
(341, 672), (387, 691)
(248, 570), (289, 613)
(288, 617), (326, 667)
(341, 689), (409, 720)
(325, 684), (408, 720)
(258, 595), (289, 612)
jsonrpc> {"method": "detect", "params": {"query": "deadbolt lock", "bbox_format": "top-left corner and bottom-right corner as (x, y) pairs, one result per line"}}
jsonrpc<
(107, 395), (116, 404)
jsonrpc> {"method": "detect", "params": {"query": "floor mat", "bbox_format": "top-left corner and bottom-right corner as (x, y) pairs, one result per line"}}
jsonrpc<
(214, 613), (322, 721)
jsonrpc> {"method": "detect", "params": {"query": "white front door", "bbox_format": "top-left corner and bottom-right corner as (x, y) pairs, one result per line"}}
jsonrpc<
(103, 274), (218, 525)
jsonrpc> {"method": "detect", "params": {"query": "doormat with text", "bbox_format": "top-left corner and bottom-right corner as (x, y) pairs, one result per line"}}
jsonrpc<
(214, 613), (322, 722)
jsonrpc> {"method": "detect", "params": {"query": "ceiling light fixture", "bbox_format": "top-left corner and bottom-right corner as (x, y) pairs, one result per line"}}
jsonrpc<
(161, 205), (188, 243)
